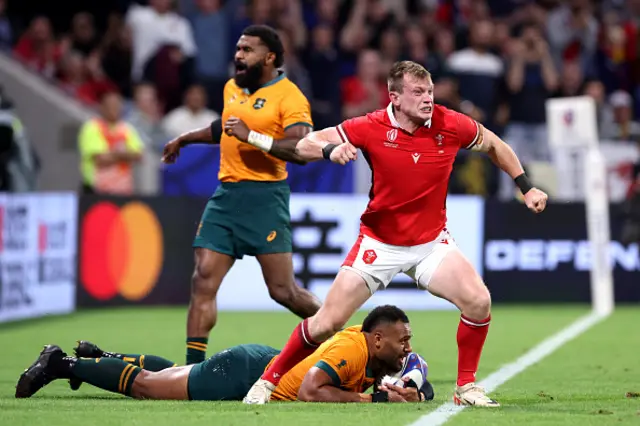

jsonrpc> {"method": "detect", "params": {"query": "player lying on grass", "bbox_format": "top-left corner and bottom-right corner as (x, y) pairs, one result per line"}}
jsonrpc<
(16, 305), (433, 403)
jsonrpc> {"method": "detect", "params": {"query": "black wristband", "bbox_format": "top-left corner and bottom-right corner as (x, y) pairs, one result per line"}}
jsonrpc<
(514, 173), (533, 195)
(209, 118), (223, 145)
(322, 143), (338, 160)
(371, 391), (389, 403)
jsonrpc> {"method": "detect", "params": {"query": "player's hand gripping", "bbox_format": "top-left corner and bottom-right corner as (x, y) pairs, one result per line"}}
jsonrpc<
(162, 138), (182, 164)
(524, 187), (548, 213)
(330, 142), (358, 165)
(379, 378), (421, 402)
(224, 116), (250, 142)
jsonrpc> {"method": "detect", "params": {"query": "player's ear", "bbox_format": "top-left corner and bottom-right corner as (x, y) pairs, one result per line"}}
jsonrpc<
(374, 331), (383, 349)
(265, 52), (276, 66)
(389, 91), (400, 106)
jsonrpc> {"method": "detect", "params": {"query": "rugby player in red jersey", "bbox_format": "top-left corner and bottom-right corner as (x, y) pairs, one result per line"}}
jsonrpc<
(240, 61), (548, 406)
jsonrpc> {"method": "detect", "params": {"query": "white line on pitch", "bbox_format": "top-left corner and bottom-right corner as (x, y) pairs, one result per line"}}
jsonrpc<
(408, 311), (608, 426)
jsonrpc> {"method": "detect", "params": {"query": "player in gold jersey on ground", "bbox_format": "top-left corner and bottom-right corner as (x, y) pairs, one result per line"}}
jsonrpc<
(162, 25), (321, 365)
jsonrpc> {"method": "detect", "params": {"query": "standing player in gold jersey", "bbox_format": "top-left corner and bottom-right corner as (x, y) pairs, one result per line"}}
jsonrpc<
(162, 25), (321, 365)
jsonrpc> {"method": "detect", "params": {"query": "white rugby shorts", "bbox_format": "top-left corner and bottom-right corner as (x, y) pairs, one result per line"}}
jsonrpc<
(341, 229), (457, 294)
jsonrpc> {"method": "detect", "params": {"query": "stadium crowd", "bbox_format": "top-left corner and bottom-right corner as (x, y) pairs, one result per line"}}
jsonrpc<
(1, 0), (640, 196)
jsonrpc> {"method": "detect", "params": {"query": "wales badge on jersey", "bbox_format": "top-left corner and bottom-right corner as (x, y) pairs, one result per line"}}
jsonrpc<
(253, 98), (267, 109)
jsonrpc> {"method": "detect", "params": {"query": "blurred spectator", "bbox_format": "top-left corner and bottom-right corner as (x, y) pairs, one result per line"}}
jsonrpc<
(403, 20), (449, 82)
(583, 79), (614, 138)
(101, 16), (134, 98)
(143, 41), (195, 113)
(600, 90), (640, 141)
(0, 0), (16, 51)
(339, 0), (371, 76)
(13, 16), (65, 79)
(278, 29), (313, 99)
(554, 60), (584, 97)
(58, 50), (118, 105)
(447, 19), (504, 128)
(500, 21), (559, 200)
(595, 8), (636, 94)
(303, 0), (340, 30)
(4, 0), (640, 199)
(504, 23), (558, 162)
(231, 0), (276, 48)
(379, 27), (402, 75)
(546, 0), (598, 75)
(78, 91), (143, 195)
(304, 23), (342, 128)
(271, 0), (307, 50)
(125, 0), (197, 83)
(341, 49), (387, 119)
(435, 77), (483, 121)
(364, 0), (398, 48)
(64, 12), (99, 57)
(128, 83), (169, 153)
(0, 88), (39, 192)
(188, 0), (239, 114)
(162, 84), (219, 139)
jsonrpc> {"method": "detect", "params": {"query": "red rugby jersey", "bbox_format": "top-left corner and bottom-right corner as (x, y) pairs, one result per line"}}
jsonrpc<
(337, 103), (483, 246)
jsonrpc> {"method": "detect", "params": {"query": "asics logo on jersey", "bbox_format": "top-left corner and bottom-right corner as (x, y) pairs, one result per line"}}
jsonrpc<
(266, 231), (277, 242)
(412, 153), (421, 163)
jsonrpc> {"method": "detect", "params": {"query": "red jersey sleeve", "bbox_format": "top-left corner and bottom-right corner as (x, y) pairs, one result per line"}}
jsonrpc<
(455, 111), (484, 150)
(336, 115), (370, 149)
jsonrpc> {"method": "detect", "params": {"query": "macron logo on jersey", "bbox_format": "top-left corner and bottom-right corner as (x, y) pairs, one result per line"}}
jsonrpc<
(412, 153), (421, 163)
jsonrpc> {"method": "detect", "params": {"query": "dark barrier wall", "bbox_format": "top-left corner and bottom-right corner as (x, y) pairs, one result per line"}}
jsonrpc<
(76, 195), (203, 307)
(77, 195), (640, 307)
(483, 201), (640, 303)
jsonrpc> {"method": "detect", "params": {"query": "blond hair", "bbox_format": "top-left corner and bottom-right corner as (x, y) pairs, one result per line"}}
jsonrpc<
(387, 61), (431, 93)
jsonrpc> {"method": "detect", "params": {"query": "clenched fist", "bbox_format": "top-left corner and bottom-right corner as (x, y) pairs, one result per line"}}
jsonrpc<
(224, 116), (250, 142)
(162, 138), (182, 164)
(329, 142), (358, 165)
(524, 188), (548, 213)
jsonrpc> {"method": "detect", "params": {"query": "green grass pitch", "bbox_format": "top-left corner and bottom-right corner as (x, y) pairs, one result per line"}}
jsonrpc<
(0, 305), (638, 425)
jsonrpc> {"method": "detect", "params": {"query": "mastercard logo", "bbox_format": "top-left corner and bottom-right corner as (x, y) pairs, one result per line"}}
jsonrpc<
(80, 201), (163, 301)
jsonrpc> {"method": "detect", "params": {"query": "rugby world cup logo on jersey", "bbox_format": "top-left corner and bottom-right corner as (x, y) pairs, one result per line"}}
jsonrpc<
(80, 201), (163, 301)
(384, 128), (398, 148)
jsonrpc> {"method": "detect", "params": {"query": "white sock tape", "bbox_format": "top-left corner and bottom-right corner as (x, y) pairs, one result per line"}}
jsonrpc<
(248, 131), (274, 152)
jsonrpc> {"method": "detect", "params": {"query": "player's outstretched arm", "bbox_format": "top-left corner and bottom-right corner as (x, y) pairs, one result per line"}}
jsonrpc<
(297, 367), (374, 402)
(244, 125), (357, 165)
(161, 119), (221, 164)
(177, 119), (222, 146)
(289, 127), (358, 165)
(473, 126), (548, 213)
(297, 367), (406, 403)
(266, 124), (315, 165)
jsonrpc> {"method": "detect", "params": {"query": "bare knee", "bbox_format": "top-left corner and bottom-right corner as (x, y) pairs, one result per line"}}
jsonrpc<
(191, 252), (223, 300)
(459, 282), (491, 320)
(309, 309), (348, 341)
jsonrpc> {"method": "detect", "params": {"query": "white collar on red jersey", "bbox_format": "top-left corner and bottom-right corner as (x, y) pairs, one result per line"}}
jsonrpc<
(386, 103), (432, 130)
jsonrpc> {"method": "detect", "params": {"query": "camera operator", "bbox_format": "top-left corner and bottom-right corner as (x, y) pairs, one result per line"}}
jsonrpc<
(0, 88), (39, 192)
